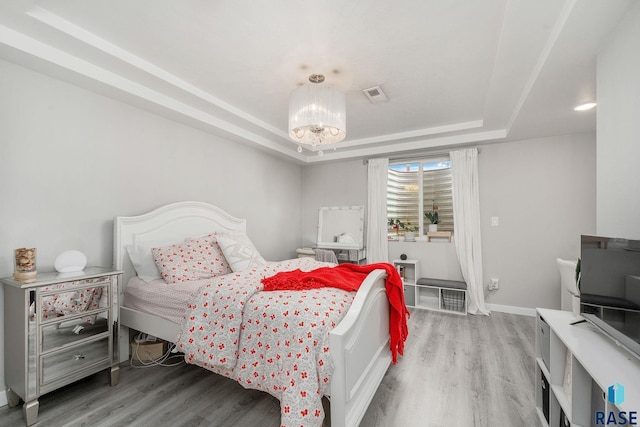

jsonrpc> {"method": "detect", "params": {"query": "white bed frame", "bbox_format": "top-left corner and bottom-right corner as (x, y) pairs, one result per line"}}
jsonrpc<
(113, 201), (391, 427)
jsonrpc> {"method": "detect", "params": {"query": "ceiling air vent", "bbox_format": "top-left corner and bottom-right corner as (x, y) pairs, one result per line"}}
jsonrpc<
(362, 85), (389, 104)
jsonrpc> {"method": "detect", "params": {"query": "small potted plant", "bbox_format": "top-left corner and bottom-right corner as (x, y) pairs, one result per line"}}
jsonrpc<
(388, 218), (418, 241)
(403, 222), (418, 242)
(425, 202), (440, 233)
(388, 218), (405, 240)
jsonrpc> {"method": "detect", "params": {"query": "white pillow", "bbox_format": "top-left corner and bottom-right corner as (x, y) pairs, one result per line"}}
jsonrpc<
(126, 238), (181, 282)
(215, 233), (266, 272)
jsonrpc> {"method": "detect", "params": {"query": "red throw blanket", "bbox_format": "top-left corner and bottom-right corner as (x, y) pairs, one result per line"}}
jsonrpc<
(261, 262), (409, 364)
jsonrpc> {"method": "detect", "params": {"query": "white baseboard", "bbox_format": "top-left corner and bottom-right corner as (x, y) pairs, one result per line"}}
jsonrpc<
(0, 389), (7, 407)
(486, 303), (536, 317)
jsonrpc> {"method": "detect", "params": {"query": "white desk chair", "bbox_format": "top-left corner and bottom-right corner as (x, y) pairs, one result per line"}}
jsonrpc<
(557, 258), (580, 317)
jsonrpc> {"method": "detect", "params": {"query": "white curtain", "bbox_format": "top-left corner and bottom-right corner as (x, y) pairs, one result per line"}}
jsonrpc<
(366, 158), (389, 264)
(450, 148), (490, 315)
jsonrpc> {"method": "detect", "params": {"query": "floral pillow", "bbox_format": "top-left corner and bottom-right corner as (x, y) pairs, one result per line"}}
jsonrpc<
(214, 233), (266, 272)
(152, 238), (231, 283)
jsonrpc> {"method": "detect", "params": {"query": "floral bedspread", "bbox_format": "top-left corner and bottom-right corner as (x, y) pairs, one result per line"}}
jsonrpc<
(175, 257), (355, 427)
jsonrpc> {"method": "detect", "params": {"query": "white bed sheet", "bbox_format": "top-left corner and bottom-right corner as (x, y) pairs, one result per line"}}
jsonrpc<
(123, 276), (206, 325)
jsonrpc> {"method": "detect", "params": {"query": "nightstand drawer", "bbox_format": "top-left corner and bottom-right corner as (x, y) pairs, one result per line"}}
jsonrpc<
(41, 337), (110, 386)
(38, 275), (112, 296)
(41, 316), (109, 352)
(38, 282), (109, 323)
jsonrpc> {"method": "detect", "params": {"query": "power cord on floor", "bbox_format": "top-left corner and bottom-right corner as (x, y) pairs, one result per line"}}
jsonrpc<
(130, 340), (184, 368)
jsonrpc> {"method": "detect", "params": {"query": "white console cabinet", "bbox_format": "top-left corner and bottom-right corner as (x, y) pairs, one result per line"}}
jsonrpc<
(536, 309), (640, 427)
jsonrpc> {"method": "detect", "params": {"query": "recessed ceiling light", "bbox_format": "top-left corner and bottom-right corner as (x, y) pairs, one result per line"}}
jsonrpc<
(574, 102), (597, 111)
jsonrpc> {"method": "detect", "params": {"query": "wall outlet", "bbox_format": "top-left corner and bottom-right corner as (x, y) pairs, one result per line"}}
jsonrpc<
(489, 278), (500, 290)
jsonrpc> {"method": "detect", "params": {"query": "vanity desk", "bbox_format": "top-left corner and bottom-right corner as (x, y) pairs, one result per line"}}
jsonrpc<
(315, 205), (366, 264)
(2, 267), (121, 426)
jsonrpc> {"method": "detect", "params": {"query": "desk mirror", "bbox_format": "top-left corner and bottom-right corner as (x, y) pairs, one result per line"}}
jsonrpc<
(317, 206), (364, 250)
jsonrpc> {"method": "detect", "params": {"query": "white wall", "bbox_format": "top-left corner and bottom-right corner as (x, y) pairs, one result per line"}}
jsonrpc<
(301, 159), (368, 247)
(0, 60), (303, 403)
(479, 134), (596, 309)
(301, 133), (597, 312)
(388, 241), (463, 282)
(597, 1), (640, 239)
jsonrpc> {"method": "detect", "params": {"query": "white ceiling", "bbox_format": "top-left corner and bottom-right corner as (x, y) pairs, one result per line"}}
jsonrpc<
(0, 0), (635, 163)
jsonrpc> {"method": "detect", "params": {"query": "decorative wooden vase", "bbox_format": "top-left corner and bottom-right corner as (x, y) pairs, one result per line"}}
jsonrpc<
(14, 247), (37, 283)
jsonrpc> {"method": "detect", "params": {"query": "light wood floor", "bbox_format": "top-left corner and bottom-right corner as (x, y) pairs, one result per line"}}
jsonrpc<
(360, 309), (539, 427)
(0, 309), (538, 427)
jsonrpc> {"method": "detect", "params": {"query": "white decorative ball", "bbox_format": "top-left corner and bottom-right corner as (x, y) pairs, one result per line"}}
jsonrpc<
(54, 250), (87, 273)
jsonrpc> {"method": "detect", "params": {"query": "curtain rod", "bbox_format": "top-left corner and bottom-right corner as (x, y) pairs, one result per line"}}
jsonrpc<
(362, 147), (481, 165)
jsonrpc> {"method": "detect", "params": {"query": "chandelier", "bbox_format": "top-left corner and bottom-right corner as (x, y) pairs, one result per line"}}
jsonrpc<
(288, 74), (346, 152)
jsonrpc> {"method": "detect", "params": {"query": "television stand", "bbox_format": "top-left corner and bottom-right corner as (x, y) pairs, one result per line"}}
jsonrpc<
(535, 308), (640, 427)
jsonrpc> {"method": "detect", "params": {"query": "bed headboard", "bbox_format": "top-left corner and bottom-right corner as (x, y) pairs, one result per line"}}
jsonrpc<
(113, 201), (246, 288)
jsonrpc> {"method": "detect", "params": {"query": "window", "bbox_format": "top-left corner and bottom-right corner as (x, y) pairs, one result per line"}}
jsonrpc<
(387, 158), (453, 237)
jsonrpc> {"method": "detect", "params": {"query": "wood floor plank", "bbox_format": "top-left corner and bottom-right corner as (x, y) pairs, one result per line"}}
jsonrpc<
(0, 310), (537, 427)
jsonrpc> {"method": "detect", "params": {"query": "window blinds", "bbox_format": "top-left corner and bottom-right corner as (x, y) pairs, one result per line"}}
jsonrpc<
(387, 160), (453, 235)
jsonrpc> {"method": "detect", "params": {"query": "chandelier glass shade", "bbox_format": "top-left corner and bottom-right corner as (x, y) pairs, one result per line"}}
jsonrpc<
(288, 82), (346, 146)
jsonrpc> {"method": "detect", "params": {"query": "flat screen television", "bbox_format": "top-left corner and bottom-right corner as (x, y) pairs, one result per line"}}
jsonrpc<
(580, 235), (640, 360)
